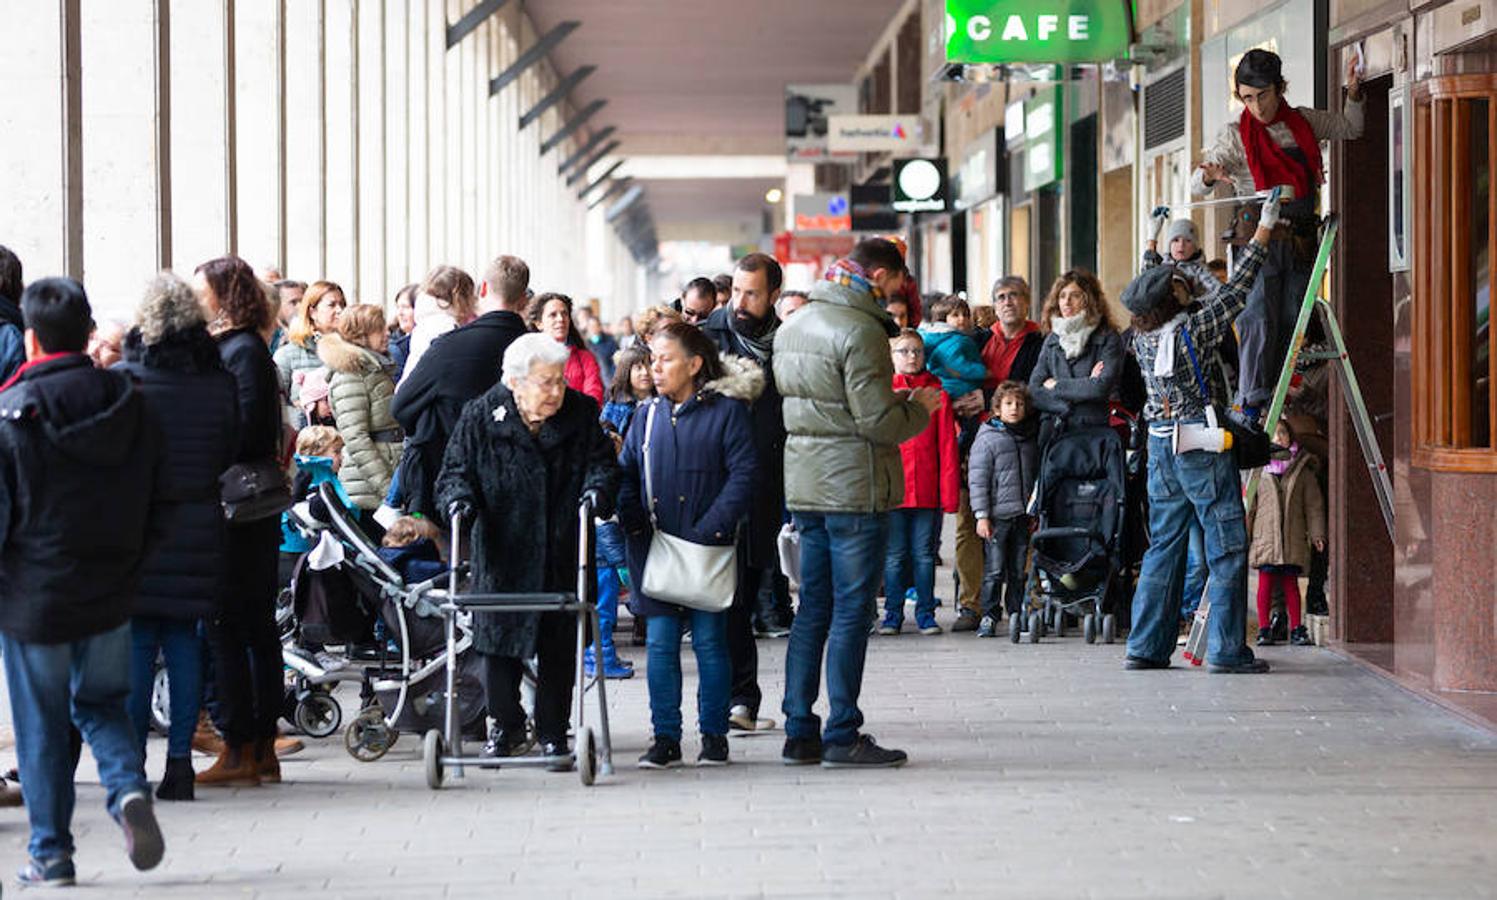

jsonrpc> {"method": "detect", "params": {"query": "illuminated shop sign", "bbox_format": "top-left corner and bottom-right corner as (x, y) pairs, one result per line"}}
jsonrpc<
(945, 0), (1133, 64)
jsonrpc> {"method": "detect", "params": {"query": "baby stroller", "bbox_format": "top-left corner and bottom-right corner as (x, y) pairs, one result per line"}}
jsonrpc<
(283, 484), (487, 760)
(1012, 425), (1127, 645)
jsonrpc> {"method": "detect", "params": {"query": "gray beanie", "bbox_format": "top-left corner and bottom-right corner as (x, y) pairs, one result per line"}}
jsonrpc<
(1166, 219), (1198, 247)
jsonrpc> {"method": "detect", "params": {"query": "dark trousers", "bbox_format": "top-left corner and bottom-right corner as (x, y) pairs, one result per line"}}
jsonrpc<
(728, 561), (763, 717)
(754, 568), (793, 628)
(1234, 227), (1314, 411)
(481, 612), (575, 744)
(209, 520), (283, 744)
(979, 516), (1030, 619)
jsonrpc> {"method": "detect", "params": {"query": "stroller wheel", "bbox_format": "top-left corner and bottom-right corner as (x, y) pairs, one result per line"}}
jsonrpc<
(1053, 609), (1066, 639)
(423, 729), (445, 790)
(1102, 614), (1118, 645)
(1026, 612), (1042, 644)
(577, 726), (597, 787)
(294, 691), (343, 739)
(1008, 613), (1022, 644)
(1083, 614), (1097, 645)
(345, 706), (396, 762)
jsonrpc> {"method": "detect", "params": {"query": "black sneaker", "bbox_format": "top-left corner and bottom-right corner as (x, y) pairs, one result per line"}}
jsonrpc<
(116, 790), (165, 871)
(637, 736), (682, 769)
(483, 727), (534, 758)
(1209, 658), (1272, 674)
(821, 734), (907, 769)
(1256, 627), (1276, 646)
(950, 610), (980, 632)
(16, 857), (75, 888)
(1124, 656), (1171, 670)
(540, 739), (572, 772)
(697, 734), (730, 766)
(781, 736), (822, 766)
(1270, 611), (1289, 643)
(975, 615), (998, 638)
(1289, 625), (1313, 646)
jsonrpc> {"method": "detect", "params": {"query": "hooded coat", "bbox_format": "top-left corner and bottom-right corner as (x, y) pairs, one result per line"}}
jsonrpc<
(773, 277), (929, 514)
(0, 355), (167, 643)
(892, 370), (959, 513)
(115, 327), (240, 621)
(617, 362), (762, 617)
(319, 332), (401, 510)
(435, 385), (619, 658)
(967, 416), (1040, 521)
(1247, 451), (1326, 571)
(702, 305), (786, 569)
(920, 323), (989, 398)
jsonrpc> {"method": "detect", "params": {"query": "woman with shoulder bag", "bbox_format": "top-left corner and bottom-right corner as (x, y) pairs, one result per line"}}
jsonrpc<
(617, 323), (759, 769)
(195, 255), (288, 788)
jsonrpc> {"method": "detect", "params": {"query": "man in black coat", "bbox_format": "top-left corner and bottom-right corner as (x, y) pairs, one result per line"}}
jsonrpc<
(701, 253), (788, 732)
(392, 255), (531, 518)
(0, 279), (168, 886)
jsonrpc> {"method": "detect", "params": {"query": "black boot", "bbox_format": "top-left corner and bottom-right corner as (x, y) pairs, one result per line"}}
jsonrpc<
(156, 756), (195, 802)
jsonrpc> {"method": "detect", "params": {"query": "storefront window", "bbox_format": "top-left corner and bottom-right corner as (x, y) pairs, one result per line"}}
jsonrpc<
(1413, 77), (1497, 470)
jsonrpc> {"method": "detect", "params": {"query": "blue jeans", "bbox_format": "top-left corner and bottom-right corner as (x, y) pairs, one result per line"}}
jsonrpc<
(883, 508), (939, 623)
(1, 623), (149, 863)
(128, 616), (204, 761)
(644, 610), (730, 741)
(1128, 436), (1255, 668)
(1179, 521), (1208, 620)
(783, 512), (887, 747)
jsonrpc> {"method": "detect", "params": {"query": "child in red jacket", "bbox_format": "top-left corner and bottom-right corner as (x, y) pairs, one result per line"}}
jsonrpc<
(879, 329), (960, 635)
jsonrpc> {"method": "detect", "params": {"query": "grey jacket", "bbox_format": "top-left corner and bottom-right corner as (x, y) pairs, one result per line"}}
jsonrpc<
(773, 278), (930, 514)
(968, 419), (1039, 521)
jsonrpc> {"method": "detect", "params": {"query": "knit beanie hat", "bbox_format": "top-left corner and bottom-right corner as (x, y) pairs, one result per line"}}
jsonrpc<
(1166, 219), (1199, 247)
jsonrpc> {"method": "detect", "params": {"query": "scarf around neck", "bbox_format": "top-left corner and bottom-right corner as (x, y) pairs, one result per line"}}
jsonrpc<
(1149, 312), (1191, 377)
(729, 304), (779, 362)
(1050, 312), (1097, 361)
(1239, 105), (1322, 202)
(1266, 442), (1300, 476)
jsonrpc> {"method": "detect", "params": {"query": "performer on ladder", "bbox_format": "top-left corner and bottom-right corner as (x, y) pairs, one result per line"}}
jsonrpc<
(1118, 191), (1283, 674)
(1191, 48), (1363, 430)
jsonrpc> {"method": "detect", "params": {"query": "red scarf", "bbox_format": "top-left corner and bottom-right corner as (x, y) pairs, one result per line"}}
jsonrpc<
(1238, 105), (1322, 201)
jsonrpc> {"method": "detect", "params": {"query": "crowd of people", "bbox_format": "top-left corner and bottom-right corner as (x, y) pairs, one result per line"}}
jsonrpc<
(0, 44), (1352, 891)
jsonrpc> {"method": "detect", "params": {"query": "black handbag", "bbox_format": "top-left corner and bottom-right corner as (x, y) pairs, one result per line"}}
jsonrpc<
(1180, 329), (1273, 470)
(219, 460), (293, 523)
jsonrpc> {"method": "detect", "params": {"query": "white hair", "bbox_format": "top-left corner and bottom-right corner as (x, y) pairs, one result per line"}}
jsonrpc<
(502, 332), (571, 384)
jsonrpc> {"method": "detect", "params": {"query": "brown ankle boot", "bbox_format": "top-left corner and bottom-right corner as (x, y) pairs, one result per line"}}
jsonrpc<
(191, 712), (225, 757)
(256, 738), (282, 784)
(195, 743), (260, 787)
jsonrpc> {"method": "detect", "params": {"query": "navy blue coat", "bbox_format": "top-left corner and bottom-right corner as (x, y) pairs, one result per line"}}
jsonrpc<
(617, 385), (759, 617)
(116, 327), (240, 621)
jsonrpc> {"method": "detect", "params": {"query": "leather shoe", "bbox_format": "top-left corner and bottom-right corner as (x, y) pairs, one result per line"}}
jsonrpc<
(1124, 656), (1171, 670)
(1208, 658), (1271, 674)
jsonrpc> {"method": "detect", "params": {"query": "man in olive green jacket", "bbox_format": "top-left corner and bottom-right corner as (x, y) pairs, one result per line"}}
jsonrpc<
(772, 238), (940, 769)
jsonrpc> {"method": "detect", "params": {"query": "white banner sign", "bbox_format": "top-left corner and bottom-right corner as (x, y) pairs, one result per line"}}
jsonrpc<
(827, 115), (927, 153)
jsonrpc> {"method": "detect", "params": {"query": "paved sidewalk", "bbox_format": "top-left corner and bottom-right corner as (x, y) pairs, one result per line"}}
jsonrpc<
(1, 612), (1495, 898)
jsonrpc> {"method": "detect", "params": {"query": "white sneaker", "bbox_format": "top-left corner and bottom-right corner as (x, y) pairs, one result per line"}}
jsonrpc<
(728, 704), (756, 732)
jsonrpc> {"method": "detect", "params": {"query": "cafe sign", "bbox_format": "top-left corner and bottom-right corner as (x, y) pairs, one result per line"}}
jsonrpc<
(945, 0), (1133, 64)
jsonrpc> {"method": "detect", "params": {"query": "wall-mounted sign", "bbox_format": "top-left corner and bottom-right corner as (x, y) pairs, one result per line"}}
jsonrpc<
(953, 129), (1001, 209)
(850, 184), (902, 232)
(791, 193), (852, 232)
(1022, 86), (1063, 191)
(893, 159), (949, 213)
(774, 231), (858, 263)
(786, 84), (861, 160)
(944, 0), (1133, 64)
(827, 115), (928, 153)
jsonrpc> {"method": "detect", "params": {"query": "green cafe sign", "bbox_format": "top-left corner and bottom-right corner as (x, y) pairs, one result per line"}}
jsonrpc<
(945, 0), (1133, 64)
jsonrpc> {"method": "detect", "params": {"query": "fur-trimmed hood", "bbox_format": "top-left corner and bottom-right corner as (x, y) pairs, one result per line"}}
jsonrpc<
(318, 332), (388, 375)
(703, 354), (765, 403)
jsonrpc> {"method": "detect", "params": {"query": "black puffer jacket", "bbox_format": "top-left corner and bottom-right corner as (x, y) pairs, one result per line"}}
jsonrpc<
(393, 310), (529, 517)
(0, 355), (166, 643)
(435, 385), (619, 658)
(116, 327), (240, 620)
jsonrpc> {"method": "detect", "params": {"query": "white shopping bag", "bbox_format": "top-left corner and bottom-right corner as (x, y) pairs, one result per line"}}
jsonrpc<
(776, 522), (801, 587)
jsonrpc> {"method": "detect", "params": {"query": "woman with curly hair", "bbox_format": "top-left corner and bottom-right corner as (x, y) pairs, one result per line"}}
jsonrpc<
(1027, 269), (1124, 435)
(193, 255), (286, 788)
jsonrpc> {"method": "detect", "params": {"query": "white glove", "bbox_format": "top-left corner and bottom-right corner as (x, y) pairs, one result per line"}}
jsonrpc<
(1149, 206), (1170, 240)
(1259, 187), (1284, 231)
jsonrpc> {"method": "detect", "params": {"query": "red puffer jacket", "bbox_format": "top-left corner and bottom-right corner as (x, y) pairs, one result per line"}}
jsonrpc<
(565, 344), (605, 406)
(892, 371), (959, 513)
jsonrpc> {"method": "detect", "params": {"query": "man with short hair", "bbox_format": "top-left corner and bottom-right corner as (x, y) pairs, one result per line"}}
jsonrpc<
(703, 253), (789, 731)
(0, 245), (27, 383)
(776, 290), (809, 319)
(680, 277), (717, 325)
(774, 238), (940, 768)
(0, 278), (168, 886)
(713, 274), (733, 309)
(269, 280), (306, 353)
(392, 255), (531, 520)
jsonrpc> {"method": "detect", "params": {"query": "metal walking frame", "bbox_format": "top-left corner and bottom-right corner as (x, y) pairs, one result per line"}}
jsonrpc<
(421, 496), (614, 788)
